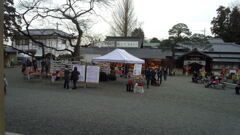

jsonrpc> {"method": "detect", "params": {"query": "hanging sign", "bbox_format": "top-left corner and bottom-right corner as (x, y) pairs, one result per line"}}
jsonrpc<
(184, 60), (206, 66)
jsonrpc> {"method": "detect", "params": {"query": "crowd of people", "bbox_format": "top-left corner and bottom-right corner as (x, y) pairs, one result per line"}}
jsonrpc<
(21, 58), (50, 76)
(144, 68), (168, 88)
(191, 67), (240, 95)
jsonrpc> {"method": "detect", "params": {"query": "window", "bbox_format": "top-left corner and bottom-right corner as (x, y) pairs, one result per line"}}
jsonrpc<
(16, 39), (29, 45)
(32, 40), (47, 47)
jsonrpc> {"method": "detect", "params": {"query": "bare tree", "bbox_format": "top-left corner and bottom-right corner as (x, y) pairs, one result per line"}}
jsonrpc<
(111, 0), (137, 37)
(13, 0), (110, 59)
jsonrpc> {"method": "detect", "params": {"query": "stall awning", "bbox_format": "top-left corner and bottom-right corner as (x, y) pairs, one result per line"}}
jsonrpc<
(92, 49), (145, 64)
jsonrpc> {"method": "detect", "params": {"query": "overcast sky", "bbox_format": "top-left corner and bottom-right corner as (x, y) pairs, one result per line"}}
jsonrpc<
(15, 0), (234, 40)
(133, 0), (232, 39)
(92, 0), (232, 40)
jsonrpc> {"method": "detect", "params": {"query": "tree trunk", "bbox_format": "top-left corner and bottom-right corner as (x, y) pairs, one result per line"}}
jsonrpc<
(73, 45), (80, 59)
(42, 45), (45, 59)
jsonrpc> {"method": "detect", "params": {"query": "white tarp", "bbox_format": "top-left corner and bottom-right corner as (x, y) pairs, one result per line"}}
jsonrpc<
(92, 49), (145, 64)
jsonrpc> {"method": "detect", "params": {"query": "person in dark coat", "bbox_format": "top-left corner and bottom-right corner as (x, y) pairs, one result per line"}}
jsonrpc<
(157, 68), (163, 85)
(151, 69), (156, 85)
(145, 68), (152, 88)
(26, 59), (32, 67)
(163, 68), (168, 81)
(235, 83), (240, 95)
(64, 65), (70, 89)
(21, 62), (26, 73)
(32, 58), (38, 71)
(71, 67), (80, 89)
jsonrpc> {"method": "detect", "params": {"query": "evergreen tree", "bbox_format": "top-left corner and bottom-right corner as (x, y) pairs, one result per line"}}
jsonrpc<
(211, 6), (240, 44)
(131, 27), (144, 38)
(3, 0), (21, 40)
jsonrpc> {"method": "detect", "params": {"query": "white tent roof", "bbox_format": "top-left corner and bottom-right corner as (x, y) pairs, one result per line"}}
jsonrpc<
(92, 49), (145, 64)
(17, 53), (30, 58)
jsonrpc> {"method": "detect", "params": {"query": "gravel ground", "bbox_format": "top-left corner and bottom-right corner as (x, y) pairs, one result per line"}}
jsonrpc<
(4, 67), (240, 135)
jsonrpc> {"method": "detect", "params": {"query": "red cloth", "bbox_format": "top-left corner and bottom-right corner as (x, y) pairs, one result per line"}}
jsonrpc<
(128, 80), (133, 85)
(29, 71), (34, 74)
(138, 82), (143, 86)
(52, 72), (57, 76)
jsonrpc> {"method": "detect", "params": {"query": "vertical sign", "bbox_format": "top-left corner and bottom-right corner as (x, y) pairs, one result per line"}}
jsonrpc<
(133, 64), (142, 75)
(86, 66), (100, 83)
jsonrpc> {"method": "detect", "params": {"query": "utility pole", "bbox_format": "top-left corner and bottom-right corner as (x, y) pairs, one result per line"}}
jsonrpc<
(56, 22), (61, 30)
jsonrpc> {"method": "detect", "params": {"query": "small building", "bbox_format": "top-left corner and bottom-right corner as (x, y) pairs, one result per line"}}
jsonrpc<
(176, 39), (240, 72)
(143, 43), (160, 48)
(104, 36), (144, 48)
(13, 29), (75, 57)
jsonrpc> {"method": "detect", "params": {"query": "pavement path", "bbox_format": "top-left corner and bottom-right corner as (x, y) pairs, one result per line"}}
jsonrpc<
(4, 67), (240, 135)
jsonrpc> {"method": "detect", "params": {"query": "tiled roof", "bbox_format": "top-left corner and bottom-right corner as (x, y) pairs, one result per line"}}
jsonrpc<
(213, 58), (240, 63)
(20, 29), (73, 37)
(208, 38), (225, 44)
(80, 48), (171, 59)
(207, 53), (240, 58)
(105, 36), (143, 42)
(4, 45), (17, 53)
(143, 43), (160, 47)
(178, 38), (240, 53)
(208, 43), (240, 53)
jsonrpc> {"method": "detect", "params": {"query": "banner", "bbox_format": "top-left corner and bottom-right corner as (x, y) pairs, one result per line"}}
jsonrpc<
(86, 66), (100, 83)
(133, 64), (142, 75)
(184, 60), (206, 66)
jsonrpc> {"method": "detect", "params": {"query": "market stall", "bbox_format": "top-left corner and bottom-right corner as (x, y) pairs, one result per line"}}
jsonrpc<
(92, 49), (145, 93)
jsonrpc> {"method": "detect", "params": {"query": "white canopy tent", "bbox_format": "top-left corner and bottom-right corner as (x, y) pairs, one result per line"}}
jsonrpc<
(92, 49), (145, 64)
(17, 53), (31, 58)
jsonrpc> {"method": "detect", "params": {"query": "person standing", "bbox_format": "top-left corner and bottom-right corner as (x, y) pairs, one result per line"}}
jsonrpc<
(3, 74), (8, 95)
(64, 65), (70, 89)
(163, 68), (168, 81)
(71, 67), (80, 89)
(21, 62), (26, 74)
(32, 58), (38, 72)
(45, 58), (50, 74)
(41, 59), (45, 75)
(235, 83), (240, 95)
(157, 68), (163, 85)
(145, 68), (152, 88)
(151, 69), (156, 85)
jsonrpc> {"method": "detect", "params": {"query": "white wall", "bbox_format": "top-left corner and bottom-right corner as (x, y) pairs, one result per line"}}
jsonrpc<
(82, 54), (101, 63)
(13, 37), (74, 57)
